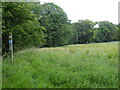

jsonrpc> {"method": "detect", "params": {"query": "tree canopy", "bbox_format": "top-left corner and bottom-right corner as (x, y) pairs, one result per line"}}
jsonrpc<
(94, 21), (118, 42)
(32, 2), (74, 46)
(2, 2), (46, 55)
(73, 19), (96, 43)
(2, 2), (119, 56)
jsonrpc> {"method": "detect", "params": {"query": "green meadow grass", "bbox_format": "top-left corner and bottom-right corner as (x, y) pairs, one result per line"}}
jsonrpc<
(2, 41), (118, 88)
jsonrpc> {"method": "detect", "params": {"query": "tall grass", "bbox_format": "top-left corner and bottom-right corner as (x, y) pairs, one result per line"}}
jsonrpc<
(2, 42), (118, 88)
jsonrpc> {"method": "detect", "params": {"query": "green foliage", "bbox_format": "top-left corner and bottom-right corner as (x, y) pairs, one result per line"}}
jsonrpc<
(33, 2), (74, 46)
(13, 20), (46, 50)
(2, 2), (119, 56)
(66, 24), (78, 44)
(2, 2), (119, 89)
(2, 42), (118, 88)
(117, 24), (120, 40)
(2, 2), (46, 54)
(73, 19), (95, 44)
(94, 21), (118, 42)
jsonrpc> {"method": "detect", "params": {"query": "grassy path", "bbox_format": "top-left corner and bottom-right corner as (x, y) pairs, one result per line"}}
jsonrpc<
(2, 42), (118, 88)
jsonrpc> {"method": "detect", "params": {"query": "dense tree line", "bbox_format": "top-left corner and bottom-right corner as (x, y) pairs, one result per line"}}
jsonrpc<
(2, 2), (119, 56)
(2, 2), (46, 55)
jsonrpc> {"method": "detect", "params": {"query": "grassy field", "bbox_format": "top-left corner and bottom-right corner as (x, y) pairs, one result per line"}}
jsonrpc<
(2, 41), (118, 88)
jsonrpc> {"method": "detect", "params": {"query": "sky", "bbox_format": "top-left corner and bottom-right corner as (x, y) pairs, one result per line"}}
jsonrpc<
(40, 0), (119, 24)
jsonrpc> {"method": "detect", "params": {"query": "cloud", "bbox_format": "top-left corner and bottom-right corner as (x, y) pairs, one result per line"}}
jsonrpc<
(40, 0), (119, 24)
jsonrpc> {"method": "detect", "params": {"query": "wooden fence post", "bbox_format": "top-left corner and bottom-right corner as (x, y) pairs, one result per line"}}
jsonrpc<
(9, 33), (13, 63)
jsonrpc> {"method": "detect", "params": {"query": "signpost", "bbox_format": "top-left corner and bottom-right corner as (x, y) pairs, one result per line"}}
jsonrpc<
(9, 33), (13, 63)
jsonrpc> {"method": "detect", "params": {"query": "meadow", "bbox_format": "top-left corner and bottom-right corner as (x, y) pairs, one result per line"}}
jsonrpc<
(2, 41), (118, 88)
